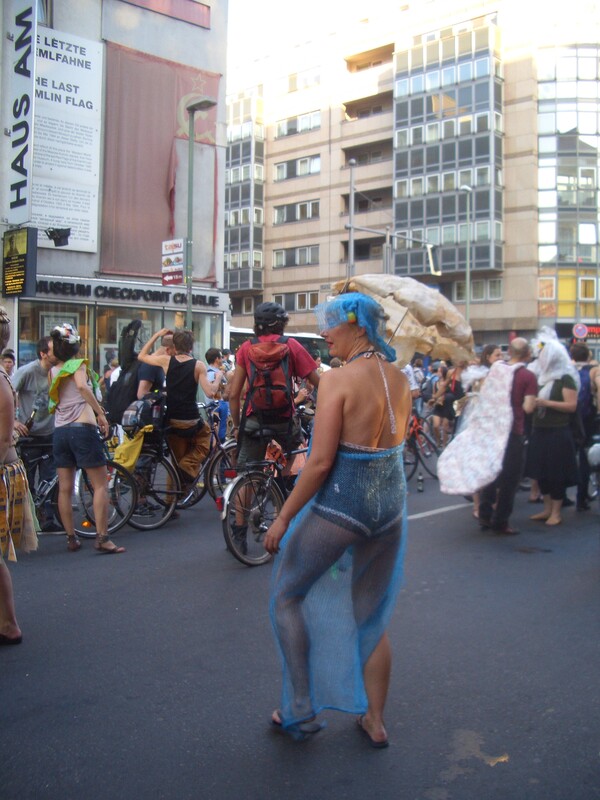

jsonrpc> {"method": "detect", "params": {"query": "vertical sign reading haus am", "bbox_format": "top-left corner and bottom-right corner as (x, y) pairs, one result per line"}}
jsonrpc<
(4, 2), (37, 225)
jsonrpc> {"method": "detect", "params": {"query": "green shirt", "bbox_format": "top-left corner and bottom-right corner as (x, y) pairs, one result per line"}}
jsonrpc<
(532, 374), (577, 428)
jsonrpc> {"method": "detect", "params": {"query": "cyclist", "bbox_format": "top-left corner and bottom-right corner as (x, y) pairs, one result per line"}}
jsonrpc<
(228, 302), (320, 466)
(48, 324), (125, 554)
(227, 303), (320, 552)
(138, 328), (220, 489)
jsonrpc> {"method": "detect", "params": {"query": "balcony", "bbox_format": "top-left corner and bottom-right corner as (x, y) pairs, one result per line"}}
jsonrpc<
(223, 268), (263, 294)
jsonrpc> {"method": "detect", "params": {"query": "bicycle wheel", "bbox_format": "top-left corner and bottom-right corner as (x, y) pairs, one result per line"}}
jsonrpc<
(129, 453), (179, 530)
(222, 471), (284, 566)
(68, 461), (138, 538)
(206, 439), (237, 500)
(414, 431), (440, 479)
(403, 439), (418, 481)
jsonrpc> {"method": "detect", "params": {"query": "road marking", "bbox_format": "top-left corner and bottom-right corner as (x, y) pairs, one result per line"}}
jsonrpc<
(408, 502), (469, 520)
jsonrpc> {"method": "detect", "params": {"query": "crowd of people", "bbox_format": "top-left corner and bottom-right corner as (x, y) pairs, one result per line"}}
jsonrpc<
(1, 298), (598, 752)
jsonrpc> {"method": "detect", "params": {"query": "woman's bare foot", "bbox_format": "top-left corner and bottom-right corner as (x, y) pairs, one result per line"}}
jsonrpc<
(545, 516), (562, 526)
(530, 511), (550, 521)
(357, 714), (389, 748)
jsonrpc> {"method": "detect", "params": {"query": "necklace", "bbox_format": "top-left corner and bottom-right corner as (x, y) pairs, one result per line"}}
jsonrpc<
(346, 349), (376, 364)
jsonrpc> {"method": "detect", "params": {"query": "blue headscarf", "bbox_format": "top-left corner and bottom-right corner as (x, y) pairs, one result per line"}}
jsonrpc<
(314, 293), (396, 362)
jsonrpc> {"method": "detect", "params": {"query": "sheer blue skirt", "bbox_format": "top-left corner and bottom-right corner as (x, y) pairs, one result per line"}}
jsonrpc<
(269, 442), (407, 729)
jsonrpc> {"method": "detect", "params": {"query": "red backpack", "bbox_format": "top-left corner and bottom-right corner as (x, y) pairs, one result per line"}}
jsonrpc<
(244, 337), (295, 420)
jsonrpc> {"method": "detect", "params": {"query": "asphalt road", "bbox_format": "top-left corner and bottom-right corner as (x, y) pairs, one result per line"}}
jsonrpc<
(1, 475), (599, 800)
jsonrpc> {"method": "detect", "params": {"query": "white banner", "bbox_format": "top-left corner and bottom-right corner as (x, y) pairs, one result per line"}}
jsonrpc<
(32, 30), (103, 252)
(4, 2), (37, 225)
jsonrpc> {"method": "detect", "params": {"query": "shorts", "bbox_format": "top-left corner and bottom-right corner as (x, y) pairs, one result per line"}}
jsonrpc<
(237, 415), (303, 465)
(53, 423), (107, 469)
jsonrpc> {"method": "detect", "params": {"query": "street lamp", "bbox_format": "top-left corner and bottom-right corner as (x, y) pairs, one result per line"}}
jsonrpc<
(460, 185), (473, 324)
(186, 97), (217, 329)
(348, 158), (356, 279)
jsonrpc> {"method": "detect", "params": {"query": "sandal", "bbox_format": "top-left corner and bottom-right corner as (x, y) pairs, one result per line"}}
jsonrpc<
(95, 535), (126, 555)
(67, 535), (81, 552)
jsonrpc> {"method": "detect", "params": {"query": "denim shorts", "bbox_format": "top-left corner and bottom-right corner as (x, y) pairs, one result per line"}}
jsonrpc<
(53, 424), (107, 469)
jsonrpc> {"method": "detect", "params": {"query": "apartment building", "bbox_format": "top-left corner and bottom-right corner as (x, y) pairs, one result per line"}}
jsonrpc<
(225, 0), (600, 350)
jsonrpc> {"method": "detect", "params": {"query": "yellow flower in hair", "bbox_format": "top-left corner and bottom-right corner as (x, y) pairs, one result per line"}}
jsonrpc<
(347, 311), (357, 323)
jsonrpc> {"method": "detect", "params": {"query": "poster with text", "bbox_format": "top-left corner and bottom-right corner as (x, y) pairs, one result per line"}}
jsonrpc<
(32, 30), (103, 252)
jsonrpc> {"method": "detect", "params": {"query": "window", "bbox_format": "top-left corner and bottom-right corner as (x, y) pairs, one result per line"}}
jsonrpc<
(426, 122), (439, 142)
(242, 297), (254, 315)
(253, 251), (263, 268)
(471, 280), (485, 301)
(230, 253), (239, 269)
(458, 61), (472, 82)
(275, 163), (287, 181)
(240, 251), (250, 268)
(299, 111), (321, 131)
(579, 277), (596, 300)
(254, 164), (264, 182)
(488, 278), (502, 300)
(412, 126), (424, 145)
(274, 207), (286, 225)
(253, 208), (263, 225)
(395, 78), (409, 97)
(442, 225), (456, 244)
(476, 166), (490, 186)
(296, 293), (309, 311)
(443, 171), (456, 191)
(298, 246), (319, 265)
(427, 175), (440, 194)
(476, 220), (490, 241)
(426, 70), (440, 92)
(454, 281), (466, 302)
(442, 119), (456, 138)
(298, 155), (320, 175)
(273, 246), (319, 268)
(538, 277), (556, 301)
(396, 179), (408, 198)
(396, 128), (409, 148)
(298, 200), (319, 220)
(411, 177), (424, 196)
(230, 166), (240, 183)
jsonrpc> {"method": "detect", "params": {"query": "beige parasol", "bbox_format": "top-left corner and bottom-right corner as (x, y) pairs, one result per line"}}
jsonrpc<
(331, 274), (476, 367)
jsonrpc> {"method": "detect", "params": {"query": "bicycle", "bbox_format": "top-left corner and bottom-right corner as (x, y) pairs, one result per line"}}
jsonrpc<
(403, 411), (441, 482)
(17, 437), (138, 537)
(218, 409), (314, 567)
(220, 443), (307, 567)
(127, 402), (236, 530)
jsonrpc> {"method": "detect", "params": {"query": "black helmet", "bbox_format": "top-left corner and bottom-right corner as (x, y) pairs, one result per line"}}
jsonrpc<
(254, 302), (288, 328)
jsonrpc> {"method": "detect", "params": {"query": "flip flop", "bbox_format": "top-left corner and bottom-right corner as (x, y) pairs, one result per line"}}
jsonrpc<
(357, 715), (389, 749)
(0, 634), (22, 646)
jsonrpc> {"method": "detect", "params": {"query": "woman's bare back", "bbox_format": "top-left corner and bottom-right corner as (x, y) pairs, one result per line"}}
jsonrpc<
(330, 358), (411, 449)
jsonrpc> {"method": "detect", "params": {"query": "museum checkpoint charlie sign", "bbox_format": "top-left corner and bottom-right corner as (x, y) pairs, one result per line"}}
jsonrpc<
(34, 278), (222, 309)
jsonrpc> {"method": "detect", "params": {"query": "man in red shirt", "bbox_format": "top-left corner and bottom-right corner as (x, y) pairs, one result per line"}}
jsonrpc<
(479, 338), (538, 535)
(229, 303), (320, 465)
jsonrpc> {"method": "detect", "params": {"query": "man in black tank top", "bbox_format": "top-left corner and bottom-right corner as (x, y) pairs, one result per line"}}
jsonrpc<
(139, 329), (222, 486)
